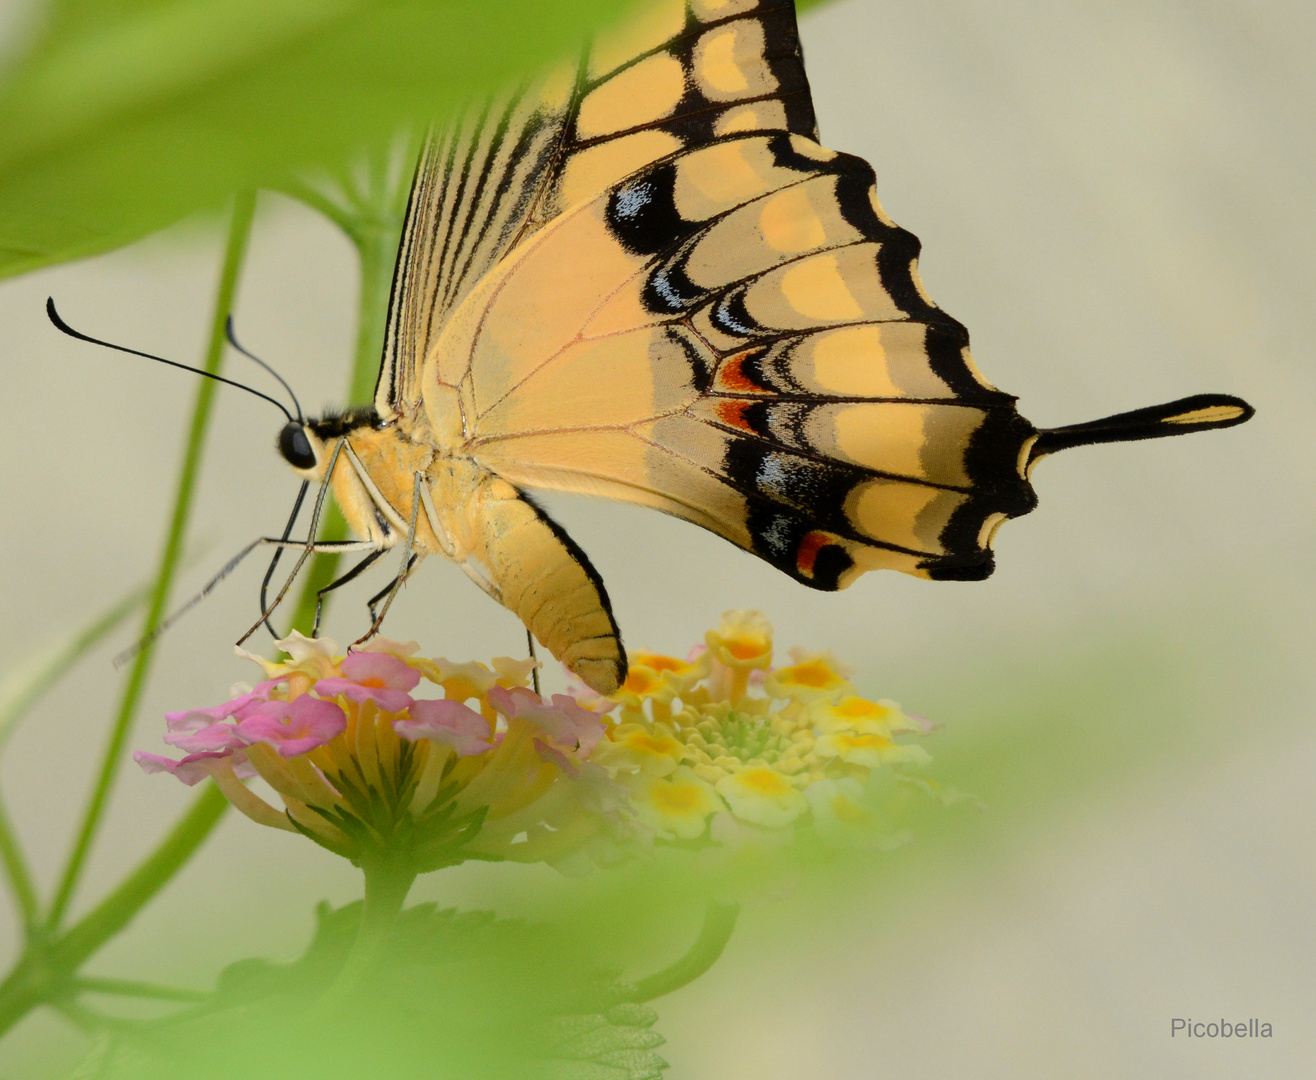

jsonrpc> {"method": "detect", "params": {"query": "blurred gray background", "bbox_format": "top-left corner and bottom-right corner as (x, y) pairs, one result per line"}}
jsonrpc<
(0, 0), (1312, 1076)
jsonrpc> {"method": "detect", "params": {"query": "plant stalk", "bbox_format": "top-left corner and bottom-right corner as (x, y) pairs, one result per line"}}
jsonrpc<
(45, 193), (256, 930)
(632, 901), (740, 1002)
(320, 854), (416, 1012)
(0, 792), (38, 928)
(0, 784), (229, 1039)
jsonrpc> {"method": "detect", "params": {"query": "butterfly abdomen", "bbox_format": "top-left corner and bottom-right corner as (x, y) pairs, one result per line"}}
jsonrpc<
(465, 476), (626, 695)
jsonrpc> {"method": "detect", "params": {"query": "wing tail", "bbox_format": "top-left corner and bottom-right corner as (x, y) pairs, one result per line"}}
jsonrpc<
(1027, 393), (1254, 469)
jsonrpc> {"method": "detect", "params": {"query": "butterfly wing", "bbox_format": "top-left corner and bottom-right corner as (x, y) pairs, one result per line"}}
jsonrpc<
(366, 0), (1250, 690)
(377, 0), (816, 418)
(438, 126), (1036, 586)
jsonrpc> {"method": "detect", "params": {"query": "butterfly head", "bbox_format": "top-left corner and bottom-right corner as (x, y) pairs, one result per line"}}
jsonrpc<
(276, 406), (383, 480)
(278, 421), (318, 472)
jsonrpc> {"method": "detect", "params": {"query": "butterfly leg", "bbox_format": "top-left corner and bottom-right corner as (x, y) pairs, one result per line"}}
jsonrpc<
(364, 554), (420, 624)
(256, 479), (310, 638)
(238, 440), (357, 644)
(115, 532), (375, 666)
(310, 548), (388, 636)
(351, 470), (425, 645)
(526, 630), (541, 696)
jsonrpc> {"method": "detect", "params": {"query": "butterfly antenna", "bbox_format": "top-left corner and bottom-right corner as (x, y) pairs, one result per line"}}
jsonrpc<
(225, 316), (305, 423)
(47, 298), (295, 424)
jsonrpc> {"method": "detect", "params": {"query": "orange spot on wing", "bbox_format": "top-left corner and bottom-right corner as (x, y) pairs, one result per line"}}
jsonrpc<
(796, 530), (830, 577)
(717, 353), (763, 393)
(716, 399), (756, 431)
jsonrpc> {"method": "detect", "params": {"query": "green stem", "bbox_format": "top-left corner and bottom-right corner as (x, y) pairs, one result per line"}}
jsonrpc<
(0, 791), (38, 929)
(0, 785), (229, 1039)
(284, 171), (402, 637)
(320, 856), (416, 1011)
(74, 976), (206, 1003)
(348, 217), (395, 404)
(51, 786), (229, 974)
(45, 192), (257, 931)
(631, 901), (740, 1002)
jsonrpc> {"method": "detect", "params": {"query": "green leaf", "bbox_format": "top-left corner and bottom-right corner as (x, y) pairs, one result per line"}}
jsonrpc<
(0, 0), (634, 279)
(70, 900), (668, 1080)
(0, 580), (150, 755)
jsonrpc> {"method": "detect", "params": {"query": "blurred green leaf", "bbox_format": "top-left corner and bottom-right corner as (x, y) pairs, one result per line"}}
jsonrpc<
(0, 0), (633, 278)
(0, 579), (149, 755)
(69, 900), (668, 1080)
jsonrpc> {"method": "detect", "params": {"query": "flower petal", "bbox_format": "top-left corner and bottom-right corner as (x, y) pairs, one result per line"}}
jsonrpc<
(341, 650), (422, 691)
(715, 766), (808, 828)
(273, 631), (341, 662)
(135, 750), (235, 787)
(236, 696), (346, 757)
(356, 636), (421, 660)
(487, 686), (604, 755)
(393, 698), (494, 756)
(313, 678), (413, 712)
(164, 677), (291, 732)
(533, 738), (580, 777)
(629, 767), (723, 840)
(164, 721), (246, 754)
(705, 609), (774, 670)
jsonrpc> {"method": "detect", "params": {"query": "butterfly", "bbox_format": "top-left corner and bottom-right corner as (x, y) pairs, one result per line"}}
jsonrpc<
(255, 0), (1250, 695)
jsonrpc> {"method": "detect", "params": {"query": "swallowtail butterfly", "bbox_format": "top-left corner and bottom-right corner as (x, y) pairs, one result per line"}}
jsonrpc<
(265, 0), (1252, 694)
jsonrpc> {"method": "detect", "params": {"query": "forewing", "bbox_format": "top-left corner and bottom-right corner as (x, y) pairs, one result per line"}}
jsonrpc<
(377, 0), (816, 417)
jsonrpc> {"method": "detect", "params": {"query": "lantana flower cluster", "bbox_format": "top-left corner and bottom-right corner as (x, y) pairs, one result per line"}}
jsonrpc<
(577, 610), (938, 852)
(139, 612), (941, 872)
(136, 634), (615, 872)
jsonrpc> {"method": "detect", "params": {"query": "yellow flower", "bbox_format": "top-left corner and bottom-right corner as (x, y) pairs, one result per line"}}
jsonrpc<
(573, 611), (943, 852)
(810, 695), (915, 736)
(621, 651), (713, 700)
(715, 766), (809, 828)
(814, 731), (931, 768)
(802, 777), (912, 850)
(408, 656), (535, 704)
(592, 722), (686, 776)
(629, 767), (724, 840)
(765, 648), (854, 701)
(235, 630), (342, 693)
(705, 609), (774, 670)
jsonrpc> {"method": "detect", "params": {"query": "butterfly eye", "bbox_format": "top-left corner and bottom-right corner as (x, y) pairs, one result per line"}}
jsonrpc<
(278, 423), (317, 470)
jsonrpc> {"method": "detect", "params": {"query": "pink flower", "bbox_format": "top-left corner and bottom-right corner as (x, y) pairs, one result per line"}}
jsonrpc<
(235, 696), (347, 757)
(314, 651), (419, 713)
(393, 698), (495, 757)
(487, 686), (605, 757)
(134, 749), (255, 786)
(163, 721), (246, 754)
(164, 678), (286, 732)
